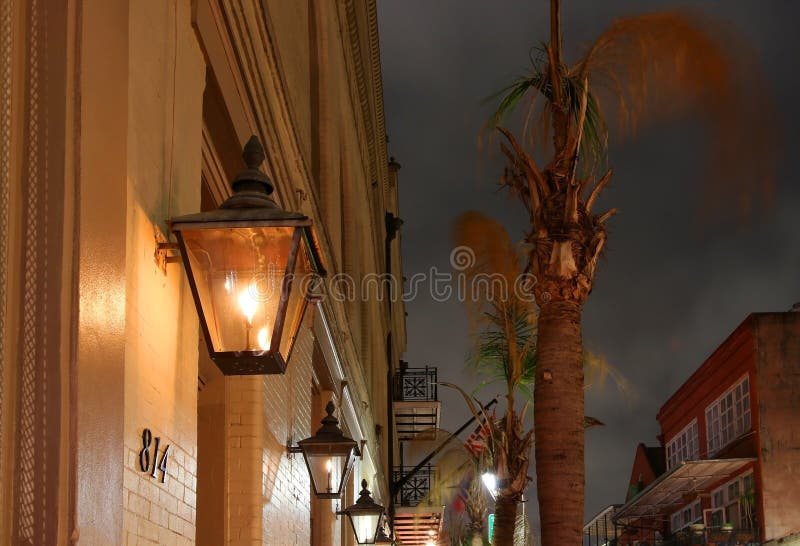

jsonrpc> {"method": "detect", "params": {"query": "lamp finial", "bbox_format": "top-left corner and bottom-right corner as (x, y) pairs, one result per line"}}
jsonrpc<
(243, 135), (266, 169)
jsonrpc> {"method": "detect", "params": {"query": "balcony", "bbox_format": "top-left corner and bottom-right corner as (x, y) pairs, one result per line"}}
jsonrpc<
(392, 465), (443, 546)
(660, 528), (759, 545)
(392, 365), (441, 440)
(393, 464), (437, 507)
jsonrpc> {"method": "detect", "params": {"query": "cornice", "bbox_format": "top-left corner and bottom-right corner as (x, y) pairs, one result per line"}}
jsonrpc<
(338, 0), (388, 280)
(365, 0), (389, 194)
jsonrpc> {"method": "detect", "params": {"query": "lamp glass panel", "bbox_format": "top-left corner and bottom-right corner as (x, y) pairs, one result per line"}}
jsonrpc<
(350, 513), (380, 545)
(278, 241), (312, 357)
(303, 447), (354, 496)
(179, 226), (295, 353)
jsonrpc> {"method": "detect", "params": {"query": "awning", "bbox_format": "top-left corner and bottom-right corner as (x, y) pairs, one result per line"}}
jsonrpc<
(614, 458), (755, 522)
(584, 504), (622, 540)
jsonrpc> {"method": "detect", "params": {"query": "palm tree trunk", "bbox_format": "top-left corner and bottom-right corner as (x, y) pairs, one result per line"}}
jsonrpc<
(493, 494), (518, 545)
(534, 299), (584, 545)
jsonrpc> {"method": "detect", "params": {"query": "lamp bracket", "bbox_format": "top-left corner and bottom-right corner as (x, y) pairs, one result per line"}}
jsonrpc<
(153, 236), (181, 275)
(286, 438), (303, 458)
(154, 226), (181, 273)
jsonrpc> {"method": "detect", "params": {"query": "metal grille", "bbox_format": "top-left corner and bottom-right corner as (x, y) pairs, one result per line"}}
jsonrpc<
(392, 366), (437, 402)
(393, 465), (435, 507)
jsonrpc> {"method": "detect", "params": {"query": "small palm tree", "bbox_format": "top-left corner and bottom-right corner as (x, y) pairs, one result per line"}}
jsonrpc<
(486, 2), (776, 544)
(464, 457), (490, 544)
(445, 210), (537, 545)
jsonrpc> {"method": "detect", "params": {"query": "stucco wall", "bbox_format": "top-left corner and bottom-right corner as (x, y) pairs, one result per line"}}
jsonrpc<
(754, 313), (800, 542)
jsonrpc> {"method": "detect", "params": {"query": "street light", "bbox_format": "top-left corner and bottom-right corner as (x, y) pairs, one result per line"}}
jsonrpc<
(481, 472), (498, 500)
(288, 401), (359, 499)
(169, 136), (325, 375)
(341, 479), (385, 544)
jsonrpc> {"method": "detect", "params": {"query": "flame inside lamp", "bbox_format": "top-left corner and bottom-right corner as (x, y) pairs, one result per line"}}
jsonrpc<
(238, 287), (258, 324)
(257, 327), (271, 350)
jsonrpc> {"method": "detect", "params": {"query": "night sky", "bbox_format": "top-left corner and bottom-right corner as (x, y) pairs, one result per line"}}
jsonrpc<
(376, 0), (799, 529)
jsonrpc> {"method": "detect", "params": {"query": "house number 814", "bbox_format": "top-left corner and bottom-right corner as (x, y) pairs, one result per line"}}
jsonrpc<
(139, 428), (170, 483)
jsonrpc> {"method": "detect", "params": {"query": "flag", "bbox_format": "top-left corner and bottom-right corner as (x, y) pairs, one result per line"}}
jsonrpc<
(464, 409), (495, 458)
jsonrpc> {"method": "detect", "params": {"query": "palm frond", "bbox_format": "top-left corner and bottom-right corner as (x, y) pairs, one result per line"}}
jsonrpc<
(469, 304), (537, 397)
(485, 72), (549, 131)
(486, 66), (610, 176)
(572, 11), (777, 213)
(452, 211), (539, 400)
(584, 349), (638, 405)
(563, 76), (609, 176)
(486, 11), (779, 207)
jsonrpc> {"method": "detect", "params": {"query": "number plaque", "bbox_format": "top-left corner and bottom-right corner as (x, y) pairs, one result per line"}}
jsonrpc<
(138, 428), (170, 483)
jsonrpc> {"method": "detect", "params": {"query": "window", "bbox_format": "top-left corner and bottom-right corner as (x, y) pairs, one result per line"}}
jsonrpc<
(706, 376), (751, 455)
(671, 500), (701, 532)
(709, 471), (755, 529)
(666, 419), (699, 470)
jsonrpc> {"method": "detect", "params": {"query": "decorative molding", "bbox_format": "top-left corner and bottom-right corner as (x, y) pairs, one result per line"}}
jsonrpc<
(337, 0), (391, 343)
(0, 0), (13, 540)
(16, 0), (45, 541)
(200, 122), (231, 206)
(13, 0), (66, 543)
(365, 0), (389, 193)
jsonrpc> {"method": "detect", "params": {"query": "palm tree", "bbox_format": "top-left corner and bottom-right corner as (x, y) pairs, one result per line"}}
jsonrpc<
(446, 211), (537, 545)
(447, 211), (621, 544)
(487, 2), (776, 544)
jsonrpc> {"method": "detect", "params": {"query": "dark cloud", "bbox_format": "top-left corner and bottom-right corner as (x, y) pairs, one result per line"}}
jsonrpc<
(378, 0), (800, 528)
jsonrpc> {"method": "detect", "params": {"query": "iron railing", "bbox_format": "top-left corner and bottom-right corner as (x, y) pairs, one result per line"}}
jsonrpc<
(598, 528), (761, 546)
(661, 527), (760, 545)
(393, 464), (436, 507)
(393, 366), (437, 402)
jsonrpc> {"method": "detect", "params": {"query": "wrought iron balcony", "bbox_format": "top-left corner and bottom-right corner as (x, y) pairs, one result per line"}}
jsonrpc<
(393, 365), (441, 441)
(393, 464), (437, 507)
(393, 365), (437, 402)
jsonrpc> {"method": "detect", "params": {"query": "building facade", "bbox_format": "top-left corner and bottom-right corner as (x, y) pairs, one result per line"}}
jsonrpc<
(607, 311), (800, 545)
(0, 0), (407, 544)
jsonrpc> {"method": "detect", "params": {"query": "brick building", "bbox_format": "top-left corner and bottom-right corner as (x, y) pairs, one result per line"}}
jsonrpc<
(587, 311), (800, 546)
(0, 1), (407, 545)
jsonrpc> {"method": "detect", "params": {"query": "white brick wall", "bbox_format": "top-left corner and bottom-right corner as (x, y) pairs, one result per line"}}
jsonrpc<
(226, 327), (316, 545)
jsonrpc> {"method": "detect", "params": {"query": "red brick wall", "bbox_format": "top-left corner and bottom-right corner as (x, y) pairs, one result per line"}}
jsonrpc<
(626, 444), (660, 499)
(753, 313), (800, 542)
(651, 312), (800, 542)
(657, 317), (757, 455)
(654, 316), (760, 537)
